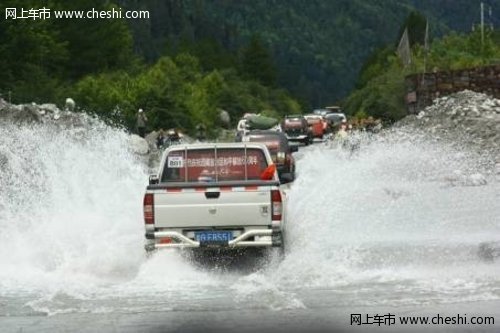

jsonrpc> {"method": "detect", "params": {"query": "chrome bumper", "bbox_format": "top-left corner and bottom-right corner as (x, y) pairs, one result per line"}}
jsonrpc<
(146, 229), (281, 250)
(286, 134), (307, 140)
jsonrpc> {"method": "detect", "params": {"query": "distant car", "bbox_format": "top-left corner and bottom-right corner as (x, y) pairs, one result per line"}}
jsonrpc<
(242, 130), (297, 183)
(304, 114), (326, 139)
(324, 112), (347, 129)
(313, 106), (346, 119)
(313, 109), (330, 117)
(280, 115), (312, 145)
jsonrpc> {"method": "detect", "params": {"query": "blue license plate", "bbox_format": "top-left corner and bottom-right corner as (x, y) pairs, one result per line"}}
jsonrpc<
(195, 231), (233, 244)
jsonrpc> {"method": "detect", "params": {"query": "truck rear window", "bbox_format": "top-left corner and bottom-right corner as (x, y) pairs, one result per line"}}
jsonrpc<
(161, 148), (269, 183)
(306, 118), (321, 124)
(284, 119), (303, 128)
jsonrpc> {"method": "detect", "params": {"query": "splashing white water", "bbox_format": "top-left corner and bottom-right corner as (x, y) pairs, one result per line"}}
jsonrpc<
(270, 130), (500, 305)
(0, 121), (147, 293)
(0, 121), (499, 315)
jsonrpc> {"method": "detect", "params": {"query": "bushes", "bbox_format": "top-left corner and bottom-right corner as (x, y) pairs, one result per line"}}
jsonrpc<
(72, 54), (300, 135)
(345, 29), (500, 123)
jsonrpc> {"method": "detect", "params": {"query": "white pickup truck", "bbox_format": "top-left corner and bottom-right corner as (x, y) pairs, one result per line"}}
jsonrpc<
(143, 143), (287, 252)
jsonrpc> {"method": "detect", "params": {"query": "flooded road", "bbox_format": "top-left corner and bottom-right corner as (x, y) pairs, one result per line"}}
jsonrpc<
(0, 123), (499, 332)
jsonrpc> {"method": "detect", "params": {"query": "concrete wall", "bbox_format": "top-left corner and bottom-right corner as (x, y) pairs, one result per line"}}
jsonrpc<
(405, 65), (500, 113)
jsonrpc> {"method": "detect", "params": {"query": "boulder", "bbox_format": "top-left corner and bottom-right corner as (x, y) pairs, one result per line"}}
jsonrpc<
(128, 134), (150, 155)
(39, 103), (59, 114)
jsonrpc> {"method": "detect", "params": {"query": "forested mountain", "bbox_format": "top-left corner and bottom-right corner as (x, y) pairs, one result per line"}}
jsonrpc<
(120, 0), (500, 108)
(0, 0), (300, 134)
(1, 0), (499, 133)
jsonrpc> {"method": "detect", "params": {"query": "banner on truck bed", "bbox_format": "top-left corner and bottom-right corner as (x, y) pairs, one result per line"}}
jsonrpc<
(162, 148), (268, 182)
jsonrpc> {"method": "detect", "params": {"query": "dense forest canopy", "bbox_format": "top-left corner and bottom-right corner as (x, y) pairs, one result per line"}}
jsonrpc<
(119, 0), (500, 108)
(1, 0), (500, 133)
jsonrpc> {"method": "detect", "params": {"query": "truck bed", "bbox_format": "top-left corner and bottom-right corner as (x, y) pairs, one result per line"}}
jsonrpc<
(148, 181), (279, 229)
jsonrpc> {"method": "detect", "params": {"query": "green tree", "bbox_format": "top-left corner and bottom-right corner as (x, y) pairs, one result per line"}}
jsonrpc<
(355, 46), (395, 89)
(0, 0), (68, 102)
(51, 0), (135, 79)
(240, 35), (277, 86)
(397, 11), (428, 47)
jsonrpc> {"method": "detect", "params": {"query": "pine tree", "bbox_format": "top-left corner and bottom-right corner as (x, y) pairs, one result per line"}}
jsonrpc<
(240, 35), (277, 87)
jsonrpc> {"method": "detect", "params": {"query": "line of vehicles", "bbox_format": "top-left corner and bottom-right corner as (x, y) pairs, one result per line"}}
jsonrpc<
(236, 107), (347, 146)
(142, 107), (347, 258)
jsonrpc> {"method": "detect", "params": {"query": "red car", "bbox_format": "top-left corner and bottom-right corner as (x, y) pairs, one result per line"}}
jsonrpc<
(304, 114), (326, 139)
(280, 115), (312, 145)
(241, 130), (297, 183)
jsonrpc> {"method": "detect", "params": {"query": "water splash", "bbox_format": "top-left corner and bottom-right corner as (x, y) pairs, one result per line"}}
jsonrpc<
(0, 121), (147, 293)
(274, 128), (500, 304)
(0, 121), (498, 315)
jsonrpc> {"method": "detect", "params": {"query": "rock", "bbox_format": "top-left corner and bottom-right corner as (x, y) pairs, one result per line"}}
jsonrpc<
(39, 103), (59, 114)
(481, 100), (495, 108)
(447, 108), (458, 116)
(19, 104), (42, 122)
(484, 111), (497, 119)
(128, 135), (150, 155)
(144, 131), (159, 150)
(398, 90), (500, 158)
(468, 106), (480, 117)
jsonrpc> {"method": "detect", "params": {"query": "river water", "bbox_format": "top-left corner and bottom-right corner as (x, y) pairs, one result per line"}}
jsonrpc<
(0, 122), (499, 332)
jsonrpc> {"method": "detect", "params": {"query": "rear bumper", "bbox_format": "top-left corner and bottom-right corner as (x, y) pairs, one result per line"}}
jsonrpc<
(285, 134), (308, 141)
(145, 228), (282, 250)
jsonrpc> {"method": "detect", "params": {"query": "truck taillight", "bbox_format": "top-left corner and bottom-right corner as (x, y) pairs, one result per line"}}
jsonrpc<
(143, 193), (154, 225)
(271, 190), (282, 220)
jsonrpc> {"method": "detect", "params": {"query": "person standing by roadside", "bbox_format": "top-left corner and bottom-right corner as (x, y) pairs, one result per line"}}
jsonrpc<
(336, 123), (348, 141)
(156, 129), (166, 149)
(136, 108), (148, 138)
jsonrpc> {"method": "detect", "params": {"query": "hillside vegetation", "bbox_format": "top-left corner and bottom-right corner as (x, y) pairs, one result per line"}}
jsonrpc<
(1, 0), (499, 132)
(0, 0), (299, 136)
(344, 25), (500, 122)
(121, 0), (500, 108)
